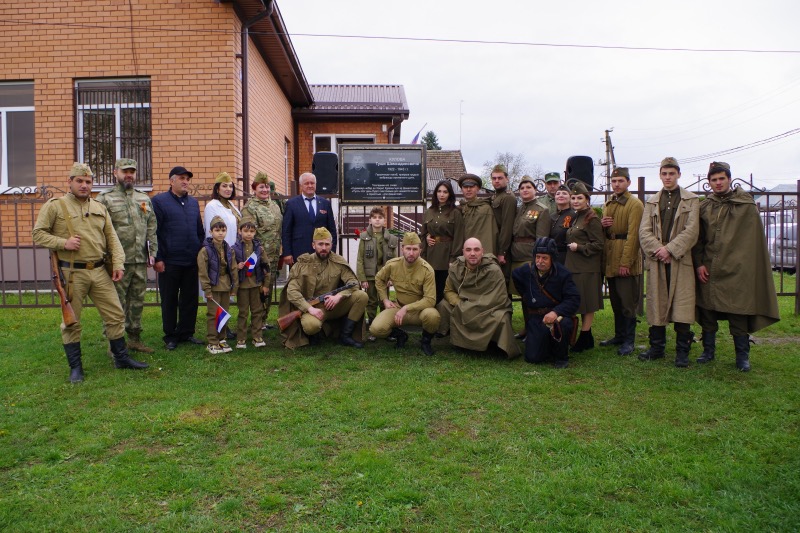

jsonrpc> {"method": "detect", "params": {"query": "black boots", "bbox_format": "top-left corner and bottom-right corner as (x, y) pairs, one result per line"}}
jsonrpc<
(571, 329), (594, 353)
(733, 335), (751, 372)
(109, 337), (149, 370)
(64, 342), (84, 383)
(600, 314), (625, 347)
(675, 331), (693, 368)
(618, 317), (637, 355)
(392, 328), (409, 349)
(339, 318), (364, 349)
(697, 332), (716, 363)
(638, 326), (666, 361)
(421, 331), (435, 356)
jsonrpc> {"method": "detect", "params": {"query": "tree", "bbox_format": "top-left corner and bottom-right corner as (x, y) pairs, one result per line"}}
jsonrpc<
(421, 131), (441, 150)
(482, 151), (543, 191)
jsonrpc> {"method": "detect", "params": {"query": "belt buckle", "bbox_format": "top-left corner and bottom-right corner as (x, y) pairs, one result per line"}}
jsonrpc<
(85, 260), (95, 270)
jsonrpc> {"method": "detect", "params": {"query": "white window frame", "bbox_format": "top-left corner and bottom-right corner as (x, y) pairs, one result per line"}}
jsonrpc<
(0, 105), (35, 191)
(313, 133), (376, 155)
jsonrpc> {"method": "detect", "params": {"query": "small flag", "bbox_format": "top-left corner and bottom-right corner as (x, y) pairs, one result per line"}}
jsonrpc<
(212, 299), (231, 333)
(411, 123), (427, 144)
(244, 251), (258, 277)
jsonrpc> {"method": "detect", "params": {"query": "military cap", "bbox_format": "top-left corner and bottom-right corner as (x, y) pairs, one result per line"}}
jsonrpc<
(570, 181), (591, 197)
(114, 158), (137, 170)
(534, 237), (558, 258)
(269, 180), (277, 192)
(556, 184), (570, 193)
(253, 171), (269, 185)
(611, 167), (630, 179)
(660, 157), (680, 171)
(491, 164), (508, 175)
(169, 166), (193, 178)
(209, 215), (226, 228)
(313, 227), (332, 241)
(215, 172), (232, 184)
(239, 217), (257, 229)
(458, 173), (482, 188)
(517, 175), (535, 188)
(402, 232), (422, 246)
(544, 172), (561, 183)
(708, 161), (730, 174)
(70, 162), (93, 177)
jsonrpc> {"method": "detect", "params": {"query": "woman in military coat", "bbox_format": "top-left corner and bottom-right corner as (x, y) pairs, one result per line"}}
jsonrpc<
(548, 185), (575, 265)
(421, 180), (464, 303)
(565, 182), (605, 352)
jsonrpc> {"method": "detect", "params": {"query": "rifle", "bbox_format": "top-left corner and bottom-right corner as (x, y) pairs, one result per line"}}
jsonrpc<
(51, 251), (77, 327)
(277, 281), (358, 331)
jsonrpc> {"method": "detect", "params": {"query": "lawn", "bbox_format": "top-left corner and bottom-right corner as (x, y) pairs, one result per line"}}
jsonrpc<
(1, 292), (799, 531)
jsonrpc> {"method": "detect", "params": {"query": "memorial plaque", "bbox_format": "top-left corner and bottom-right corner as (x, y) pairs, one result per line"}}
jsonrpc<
(339, 144), (426, 204)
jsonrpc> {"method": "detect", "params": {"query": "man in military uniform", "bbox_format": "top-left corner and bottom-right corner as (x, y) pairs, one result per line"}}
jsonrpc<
(599, 167), (644, 355)
(437, 238), (520, 358)
(490, 164), (517, 280)
(346, 154), (371, 187)
(96, 158), (158, 353)
(536, 172), (562, 215)
(370, 233), (441, 356)
(269, 180), (286, 215)
(638, 157), (699, 368)
(32, 163), (149, 383)
(278, 227), (367, 349)
(692, 161), (780, 371)
(459, 174), (497, 256)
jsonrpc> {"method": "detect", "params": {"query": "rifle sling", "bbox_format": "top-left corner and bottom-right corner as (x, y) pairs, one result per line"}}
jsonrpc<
(57, 198), (76, 299)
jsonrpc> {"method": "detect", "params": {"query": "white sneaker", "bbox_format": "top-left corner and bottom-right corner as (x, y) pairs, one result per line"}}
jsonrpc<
(236, 340), (247, 350)
(206, 344), (224, 354)
(253, 338), (266, 348)
(218, 340), (233, 353)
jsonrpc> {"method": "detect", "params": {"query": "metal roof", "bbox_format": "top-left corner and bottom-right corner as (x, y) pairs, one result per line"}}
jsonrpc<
(295, 84), (410, 117)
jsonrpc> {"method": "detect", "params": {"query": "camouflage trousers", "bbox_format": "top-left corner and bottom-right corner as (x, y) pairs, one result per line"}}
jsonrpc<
(115, 263), (148, 336)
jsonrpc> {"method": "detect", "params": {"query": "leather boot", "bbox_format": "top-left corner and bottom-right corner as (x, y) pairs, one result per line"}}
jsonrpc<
(733, 335), (751, 372)
(638, 326), (666, 361)
(697, 331), (716, 363)
(600, 314), (625, 346)
(618, 317), (637, 355)
(392, 328), (409, 349)
(339, 318), (364, 349)
(64, 342), (84, 383)
(308, 333), (321, 346)
(127, 332), (155, 354)
(675, 331), (692, 368)
(420, 330), (435, 356)
(571, 329), (594, 353)
(109, 337), (149, 370)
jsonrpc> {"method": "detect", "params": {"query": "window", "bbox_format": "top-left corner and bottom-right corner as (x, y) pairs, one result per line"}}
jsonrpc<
(313, 134), (375, 155)
(76, 79), (151, 187)
(0, 82), (35, 190)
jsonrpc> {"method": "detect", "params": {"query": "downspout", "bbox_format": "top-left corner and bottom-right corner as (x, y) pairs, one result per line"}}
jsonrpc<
(239, 0), (273, 194)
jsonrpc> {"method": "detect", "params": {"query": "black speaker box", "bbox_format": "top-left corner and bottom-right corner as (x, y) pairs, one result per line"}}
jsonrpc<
(312, 151), (338, 195)
(565, 155), (594, 187)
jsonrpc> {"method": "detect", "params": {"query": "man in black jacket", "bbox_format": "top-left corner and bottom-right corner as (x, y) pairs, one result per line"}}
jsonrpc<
(512, 237), (581, 368)
(152, 166), (205, 349)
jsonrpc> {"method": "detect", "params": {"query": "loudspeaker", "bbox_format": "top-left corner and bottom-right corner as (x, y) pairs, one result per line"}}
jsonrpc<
(565, 155), (594, 188)
(312, 151), (338, 195)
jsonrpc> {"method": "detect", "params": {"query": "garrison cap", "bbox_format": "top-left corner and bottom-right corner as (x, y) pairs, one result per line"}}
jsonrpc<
(611, 167), (630, 179)
(544, 172), (561, 183)
(402, 232), (422, 246)
(209, 215), (226, 228)
(252, 171), (269, 186)
(458, 173), (482, 188)
(215, 172), (232, 184)
(570, 181), (591, 197)
(239, 217), (257, 229)
(70, 162), (93, 177)
(115, 158), (137, 170)
(518, 175), (535, 188)
(556, 184), (570, 193)
(708, 161), (730, 174)
(660, 157), (680, 171)
(313, 227), (332, 241)
(491, 164), (508, 175)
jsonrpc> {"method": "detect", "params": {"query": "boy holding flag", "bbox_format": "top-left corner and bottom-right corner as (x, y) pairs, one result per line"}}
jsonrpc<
(198, 216), (238, 354)
(233, 219), (270, 348)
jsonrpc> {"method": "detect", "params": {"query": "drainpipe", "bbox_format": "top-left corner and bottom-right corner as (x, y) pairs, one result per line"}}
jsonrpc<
(239, 0), (273, 194)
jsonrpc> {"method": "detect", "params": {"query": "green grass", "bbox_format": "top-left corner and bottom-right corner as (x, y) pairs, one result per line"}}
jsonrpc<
(1, 293), (799, 531)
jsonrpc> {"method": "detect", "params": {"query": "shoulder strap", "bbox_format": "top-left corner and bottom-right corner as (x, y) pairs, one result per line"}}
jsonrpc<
(57, 198), (76, 269)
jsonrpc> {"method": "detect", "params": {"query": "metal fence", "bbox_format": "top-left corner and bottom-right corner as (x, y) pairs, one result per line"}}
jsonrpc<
(1, 178), (798, 314)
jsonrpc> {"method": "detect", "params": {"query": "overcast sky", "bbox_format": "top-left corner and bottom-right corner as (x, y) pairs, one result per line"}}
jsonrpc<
(278, 0), (800, 191)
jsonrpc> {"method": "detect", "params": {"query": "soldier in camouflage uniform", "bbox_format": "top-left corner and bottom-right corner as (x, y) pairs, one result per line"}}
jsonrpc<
(243, 172), (283, 328)
(96, 158), (158, 353)
(270, 180), (286, 215)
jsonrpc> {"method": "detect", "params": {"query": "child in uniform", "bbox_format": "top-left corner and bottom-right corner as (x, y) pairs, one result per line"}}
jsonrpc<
(198, 216), (237, 354)
(233, 219), (270, 348)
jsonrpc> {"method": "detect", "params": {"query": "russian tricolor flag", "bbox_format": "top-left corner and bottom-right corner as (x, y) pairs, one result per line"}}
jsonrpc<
(244, 251), (258, 277)
(212, 299), (231, 333)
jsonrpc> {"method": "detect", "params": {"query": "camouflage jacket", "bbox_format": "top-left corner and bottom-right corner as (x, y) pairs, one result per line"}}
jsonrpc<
(96, 183), (158, 264)
(243, 197), (283, 263)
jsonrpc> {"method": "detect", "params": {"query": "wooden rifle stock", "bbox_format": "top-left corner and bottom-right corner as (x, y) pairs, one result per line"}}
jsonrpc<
(51, 252), (77, 327)
(277, 281), (358, 332)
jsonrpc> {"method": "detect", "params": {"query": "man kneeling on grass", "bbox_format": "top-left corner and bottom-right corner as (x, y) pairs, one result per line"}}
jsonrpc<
(436, 238), (520, 359)
(278, 227), (367, 349)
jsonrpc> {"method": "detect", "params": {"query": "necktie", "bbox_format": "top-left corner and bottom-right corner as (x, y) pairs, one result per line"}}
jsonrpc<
(306, 197), (315, 221)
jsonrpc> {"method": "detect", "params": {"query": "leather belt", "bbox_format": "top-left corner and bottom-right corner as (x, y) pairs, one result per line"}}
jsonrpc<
(59, 259), (105, 270)
(434, 236), (452, 242)
(607, 233), (628, 240)
(513, 237), (536, 243)
(529, 307), (554, 315)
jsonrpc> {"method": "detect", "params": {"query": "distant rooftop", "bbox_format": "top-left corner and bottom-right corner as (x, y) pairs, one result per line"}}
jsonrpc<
(426, 150), (467, 194)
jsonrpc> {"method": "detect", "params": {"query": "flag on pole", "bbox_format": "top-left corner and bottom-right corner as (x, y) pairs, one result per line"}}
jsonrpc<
(212, 299), (231, 333)
(244, 251), (258, 277)
(411, 123), (427, 144)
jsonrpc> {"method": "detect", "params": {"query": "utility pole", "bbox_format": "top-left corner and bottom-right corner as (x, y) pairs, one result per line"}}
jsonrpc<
(601, 128), (616, 190)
